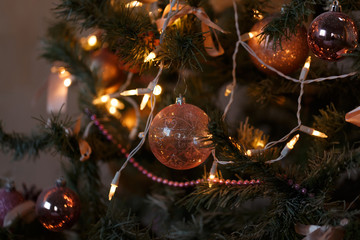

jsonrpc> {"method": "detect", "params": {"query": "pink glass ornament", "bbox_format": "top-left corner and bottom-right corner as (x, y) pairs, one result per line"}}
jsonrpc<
(36, 178), (80, 232)
(0, 182), (24, 226)
(307, 4), (358, 61)
(148, 97), (211, 170)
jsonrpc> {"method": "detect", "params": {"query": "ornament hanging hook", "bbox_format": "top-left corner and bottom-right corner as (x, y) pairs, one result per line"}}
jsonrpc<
(331, 0), (341, 12)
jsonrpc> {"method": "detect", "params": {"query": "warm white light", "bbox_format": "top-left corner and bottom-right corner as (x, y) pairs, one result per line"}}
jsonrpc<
(246, 149), (252, 156)
(286, 134), (300, 150)
(63, 78), (72, 87)
(120, 89), (138, 96)
(304, 56), (311, 69)
(241, 32), (255, 41)
(140, 94), (150, 110)
(125, 1), (143, 8)
(108, 184), (117, 201)
(101, 95), (110, 103)
(153, 85), (162, 96)
(299, 125), (327, 138)
(312, 130), (328, 138)
(87, 35), (97, 47)
(144, 52), (156, 62)
(256, 140), (265, 148)
(109, 106), (117, 114)
(110, 98), (120, 107)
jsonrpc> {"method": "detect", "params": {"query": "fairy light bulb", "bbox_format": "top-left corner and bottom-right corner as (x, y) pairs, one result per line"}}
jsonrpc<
(153, 85), (162, 96)
(125, 1), (143, 8)
(101, 95), (110, 103)
(63, 78), (72, 87)
(286, 134), (300, 149)
(299, 125), (328, 138)
(108, 171), (120, 201)
(208, 160), (218, 188)
(144, 52), (156, 62)
(110, 98), (120, 107)
(87, 35), (97, 47)
(109, 106), (117, 115)
(299, 56), (311, 81)
(241, 32), (255, 41)
(140, 94), (150, 110)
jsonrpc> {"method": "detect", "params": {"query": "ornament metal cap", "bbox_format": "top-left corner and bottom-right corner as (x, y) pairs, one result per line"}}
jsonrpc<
(56, 177), (67, 187)
(175, 95), (186, 105)
(330, 0), (341, 12)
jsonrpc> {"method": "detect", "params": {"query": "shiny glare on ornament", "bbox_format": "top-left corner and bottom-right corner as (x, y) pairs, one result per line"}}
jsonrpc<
(307, 10), (358, 61)
(247, 17), (309, 75)
(36, 178), (80, 232)
(148, 97), (211, 170)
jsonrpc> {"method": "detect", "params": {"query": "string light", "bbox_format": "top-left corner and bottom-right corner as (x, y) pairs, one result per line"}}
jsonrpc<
(101, 95), (110, 103)
(125, 1), (143, 8)
(87, 35), (97, 47)
(224, 83), (233, 96)
(252, 9), (264, 20)
(109, 106), (117, 115)
(208, 160), (218, 188)
(299, 56), (311, 81)
(299, 125), (328, 138)
(266, 134), (300, 164)
(286, 134), (300, 150)
(140, 94), (150, 110)
(63, 78), (72, 87)
(240, 32), (255, 42)
(120, 88), (152, 96)
(144, 52), (157, 62)
(109, 171), (120, 200)
(153, 85), (162, 95)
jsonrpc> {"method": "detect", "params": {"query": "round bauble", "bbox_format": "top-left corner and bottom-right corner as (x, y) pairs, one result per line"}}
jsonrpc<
(148, 97), (211, 170)
(307, 11), (358, 61)
(35, 178), (80, 232)
(0, 182), (24, 226)
(248, 17), (309, 75)
(90, 48), (126, 94)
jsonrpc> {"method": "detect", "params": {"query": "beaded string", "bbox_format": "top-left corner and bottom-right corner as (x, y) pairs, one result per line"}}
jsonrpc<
(85, 109), (261, 188)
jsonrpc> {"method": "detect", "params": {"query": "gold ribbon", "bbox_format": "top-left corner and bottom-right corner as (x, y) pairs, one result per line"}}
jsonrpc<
(156, 4), (227, 57)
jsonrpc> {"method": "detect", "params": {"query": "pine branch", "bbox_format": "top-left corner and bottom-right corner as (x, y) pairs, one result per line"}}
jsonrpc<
(260, 0), (316, 48)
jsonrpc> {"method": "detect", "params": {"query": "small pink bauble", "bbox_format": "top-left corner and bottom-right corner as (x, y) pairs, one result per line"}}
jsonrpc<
(148, 97), (211, 170)
(0, 182), (24, 226)
(36, 178), (80, 232)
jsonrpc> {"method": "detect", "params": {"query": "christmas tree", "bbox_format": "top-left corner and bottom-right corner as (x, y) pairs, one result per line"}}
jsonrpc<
(1, 0), (360, 239)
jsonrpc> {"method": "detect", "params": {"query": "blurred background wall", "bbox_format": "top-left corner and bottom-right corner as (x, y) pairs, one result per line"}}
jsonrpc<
(0, 1), (79, 189)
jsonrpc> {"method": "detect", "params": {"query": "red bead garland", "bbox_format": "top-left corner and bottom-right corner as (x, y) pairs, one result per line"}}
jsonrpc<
(85, 109), (261, 188)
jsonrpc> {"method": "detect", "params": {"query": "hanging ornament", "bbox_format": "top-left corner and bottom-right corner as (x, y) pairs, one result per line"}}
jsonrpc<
(307, 1), (358, 61)
(148, 96), (211, 170)
(247, 17), (309, 75)
(35, 178), (80, 232)
(0, 181), (24, 226)
(90, 48), (126, 94)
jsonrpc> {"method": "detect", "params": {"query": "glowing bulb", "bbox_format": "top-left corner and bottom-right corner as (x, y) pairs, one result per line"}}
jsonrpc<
(87, 35), (97, 47)
(109, 106), (117, 114)
(299, 125), (327, 138)
(59, 67), (66, 75)
(246, 150), (252, 156)
(304, 56), (311, 69)
(125, 1), (143, 8)
(63, 78), (72, 87)
(241, 32), (256, 41)
(256, 140), (265, 148)
(140, 94), (150, 110)
(108, 184), (117, 201)
(153, 85), (162, 96)
(286, 134), (300, 150)
(120, 89), (138, 96)
(101, 95), (110, 103)
(110, 98), (120, 107)
(144, 52), (156, 62)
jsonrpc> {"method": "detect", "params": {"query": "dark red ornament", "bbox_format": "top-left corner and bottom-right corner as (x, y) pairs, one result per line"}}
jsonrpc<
(247, 17), (309, 75)
(90, 48), (126, 94)
(0, 181), (24, 226)
(35, 178), (80, 232)
(148, 97), (211, 170)
(307, 3), (358, 61)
